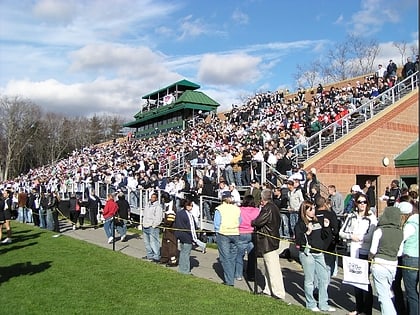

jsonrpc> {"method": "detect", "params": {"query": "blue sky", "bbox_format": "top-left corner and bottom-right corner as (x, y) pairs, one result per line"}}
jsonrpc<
(0, 0), (418, 118)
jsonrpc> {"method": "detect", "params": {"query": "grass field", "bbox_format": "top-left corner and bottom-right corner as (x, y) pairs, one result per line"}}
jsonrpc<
(0, 223), (312, 315)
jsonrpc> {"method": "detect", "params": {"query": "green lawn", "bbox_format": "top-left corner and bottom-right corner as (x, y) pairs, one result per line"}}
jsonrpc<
(0, 223), (312, 315)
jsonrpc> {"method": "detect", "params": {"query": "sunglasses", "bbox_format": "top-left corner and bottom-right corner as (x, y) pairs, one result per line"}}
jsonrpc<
(357, 200), (367, 204)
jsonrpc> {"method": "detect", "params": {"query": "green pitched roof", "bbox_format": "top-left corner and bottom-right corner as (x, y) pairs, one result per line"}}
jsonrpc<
(142, 79), (200, 99)
(394, 140), (418, 168)
(174, 90), (219, 106)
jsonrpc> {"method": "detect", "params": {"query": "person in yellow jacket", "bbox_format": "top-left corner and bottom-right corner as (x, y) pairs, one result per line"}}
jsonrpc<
(214, 191), (241, 286)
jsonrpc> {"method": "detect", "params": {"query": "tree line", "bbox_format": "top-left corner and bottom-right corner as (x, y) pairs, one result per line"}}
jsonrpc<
(0, 96), (125, 180)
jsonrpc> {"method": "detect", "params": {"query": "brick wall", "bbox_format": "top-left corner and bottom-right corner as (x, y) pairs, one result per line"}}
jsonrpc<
(306, 91), (419, 214)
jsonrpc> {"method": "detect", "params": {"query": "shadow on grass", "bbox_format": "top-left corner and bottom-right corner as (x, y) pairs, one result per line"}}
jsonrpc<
(0, 242), (38, 255)
(0, 261), (52, 285)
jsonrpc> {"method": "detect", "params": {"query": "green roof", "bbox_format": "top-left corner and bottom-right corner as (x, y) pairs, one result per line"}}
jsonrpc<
(174, 90), (219, 106)
(123, 90), (219, 128)
(142, 79), (200, 99)
(394, 140), (418, 168)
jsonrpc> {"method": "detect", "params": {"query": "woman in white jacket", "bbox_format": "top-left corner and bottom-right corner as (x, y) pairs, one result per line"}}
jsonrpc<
(339, 192), (377, 315)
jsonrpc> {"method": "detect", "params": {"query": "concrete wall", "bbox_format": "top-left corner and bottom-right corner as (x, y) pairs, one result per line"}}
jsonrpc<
(306, 91), (419, 215)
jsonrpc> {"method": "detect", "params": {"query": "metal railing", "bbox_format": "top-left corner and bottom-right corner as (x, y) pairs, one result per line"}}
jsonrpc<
(290, 72), (418, 163)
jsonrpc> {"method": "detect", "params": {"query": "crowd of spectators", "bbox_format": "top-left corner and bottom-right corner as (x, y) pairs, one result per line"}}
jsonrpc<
(2, 66), (412, 198)
(0, 64), (418, 313)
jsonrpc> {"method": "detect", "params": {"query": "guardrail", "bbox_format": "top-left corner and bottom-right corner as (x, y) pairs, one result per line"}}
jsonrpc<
(289, 71), (419, 163)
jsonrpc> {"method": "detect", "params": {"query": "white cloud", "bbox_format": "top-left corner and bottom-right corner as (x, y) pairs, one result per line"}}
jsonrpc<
(232, 9), (249, 25)
(198, 53), (262, 86)
(349, 0), (400, 36)
(32, 0), (78, 25)
(334, 14), (344, 25)
(69, 43), (174, 79)
(178, 15), (207, 40)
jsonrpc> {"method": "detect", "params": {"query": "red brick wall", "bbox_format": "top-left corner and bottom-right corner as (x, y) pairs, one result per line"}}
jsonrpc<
(306, 91), (419, 214)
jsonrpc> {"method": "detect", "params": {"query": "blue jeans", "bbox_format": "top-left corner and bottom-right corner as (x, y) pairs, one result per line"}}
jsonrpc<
(402, 256), (419, 315)
(234, 171), (242, 186)
(235, 233), (253, 279)
(224, 166), (234, 185)
(371, 261), (397, 315)
(178, 242), (192, 274)
(116, 222), (127, 238)
(289, 212), (298, 238)
(46, 209), (54, 231)
(39, 208), (47, 228)
(280, 213), (290, 237)
(18, 207), (28, 223)
(217, 233), (239, 286)
(299, 252), (330, 310)
(103, 218), (114, 239)
(143, 226), (160, 261)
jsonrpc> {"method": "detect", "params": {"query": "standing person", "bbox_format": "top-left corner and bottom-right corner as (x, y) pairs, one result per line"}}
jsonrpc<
(102, 193), (119, 244)
(17, 187), (28, 223)
(382, 179), (401, 207)
(0, 190), (12, 244)
(174, 199), (195, 274)
(46, 191), (55, 231)
(369, 206), (404, 315)
(315, 196), (339, 278)
(244, 179), (261, 205)
(115, 193), (130, 242)
(339, 192), (377, 315)
(69, 193), (81, 230)
(27, 188), (39, 227)
(287, 179), (304, 238)
(235, 195), (260, 281)
(87, 190), (101, 229)
(363, 180), (377, 214)
(328, 185), (344, 217)
(160, 193), (178, 266)
(142, 192), (163, 263)
(295, 200), (336, 312)
(303, 170), (318, 201)
(399, 200), (419, 315)
(48, 191), (61, 233)
(386, 59), (397, 79)
(251, 189), (286, 300)
(39, 192), (48, 229)
(402, 56), (416, 78)
(344, 185), (364, 214)
(214, 191), (241, 286)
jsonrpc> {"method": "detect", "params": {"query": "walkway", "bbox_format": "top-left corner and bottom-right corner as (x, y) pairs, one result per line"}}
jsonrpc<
(61, 221), (380, 315)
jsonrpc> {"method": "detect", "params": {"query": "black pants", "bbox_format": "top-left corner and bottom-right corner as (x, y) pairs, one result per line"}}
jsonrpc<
(32, 208), (40, 227)
(52, 210), (60, 232)
(354, 253), (373, 315)
(70, 210), (79, 225)
(88, 208), (98, 227)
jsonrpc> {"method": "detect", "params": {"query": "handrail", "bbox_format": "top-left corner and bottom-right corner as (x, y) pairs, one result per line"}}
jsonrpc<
(290, 71), (419, 163)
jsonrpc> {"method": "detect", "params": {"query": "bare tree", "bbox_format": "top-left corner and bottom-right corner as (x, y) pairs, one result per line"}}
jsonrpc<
(298, 35), (381, 86)
(393, 41), (408, 66)
(348, 34), (379, 76)
(0, 96), (42, 180)
(409, 44), (419, 59)
(294, 59), (323, 89)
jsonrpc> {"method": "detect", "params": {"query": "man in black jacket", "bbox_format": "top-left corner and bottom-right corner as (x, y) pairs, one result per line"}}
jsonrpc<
(251, 189), (285, 300)
(87, 190), (101, 229)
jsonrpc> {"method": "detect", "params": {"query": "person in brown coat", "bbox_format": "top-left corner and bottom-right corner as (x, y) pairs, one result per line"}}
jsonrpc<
(159, 193), (178, 266)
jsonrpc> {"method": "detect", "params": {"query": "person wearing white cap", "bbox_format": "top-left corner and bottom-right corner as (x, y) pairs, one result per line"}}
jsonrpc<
(344, 185), (363, 214)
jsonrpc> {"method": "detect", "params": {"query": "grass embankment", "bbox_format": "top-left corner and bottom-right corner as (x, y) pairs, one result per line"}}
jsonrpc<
(0, 223), (311, 315)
